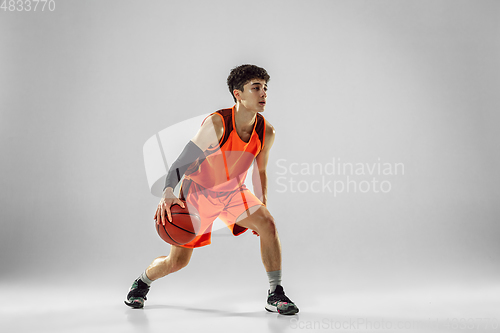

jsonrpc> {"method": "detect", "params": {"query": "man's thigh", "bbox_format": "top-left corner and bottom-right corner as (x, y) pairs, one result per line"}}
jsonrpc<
(219, 186), (265, 234)
(169, 244), (194, 262)
(234, 205), (273, 231)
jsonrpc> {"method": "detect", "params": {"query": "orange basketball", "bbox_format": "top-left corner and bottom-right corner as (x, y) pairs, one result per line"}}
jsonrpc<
(155, 201), (201, 246)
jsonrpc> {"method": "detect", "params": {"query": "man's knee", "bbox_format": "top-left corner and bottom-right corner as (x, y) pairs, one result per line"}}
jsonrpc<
(168, 246), (192, 272)
(256, 211), (277, 236)
(170, 256), (190, 272)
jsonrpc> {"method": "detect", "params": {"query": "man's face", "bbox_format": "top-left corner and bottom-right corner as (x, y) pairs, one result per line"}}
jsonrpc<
(235, 79), (268, 112)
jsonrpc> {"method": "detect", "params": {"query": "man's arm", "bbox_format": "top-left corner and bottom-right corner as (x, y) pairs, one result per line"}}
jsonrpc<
(252, 121), (276, 206)
(156, 114), (223, 225)
(162, 114), (224, 192)
(191, 114), (224, 152)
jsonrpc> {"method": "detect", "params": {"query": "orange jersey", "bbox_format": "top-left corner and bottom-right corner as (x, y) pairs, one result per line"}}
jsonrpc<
(185, 105), (266, 191)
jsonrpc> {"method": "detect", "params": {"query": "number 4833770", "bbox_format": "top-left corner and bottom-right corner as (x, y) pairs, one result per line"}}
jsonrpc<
(1, 0), (56, 11)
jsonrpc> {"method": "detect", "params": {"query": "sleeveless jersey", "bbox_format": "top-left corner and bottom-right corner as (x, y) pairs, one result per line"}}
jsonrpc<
(185, 105), (266, 192)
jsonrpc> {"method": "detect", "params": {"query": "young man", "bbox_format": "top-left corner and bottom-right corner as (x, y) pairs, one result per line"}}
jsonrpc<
(125, 64), (299, 315)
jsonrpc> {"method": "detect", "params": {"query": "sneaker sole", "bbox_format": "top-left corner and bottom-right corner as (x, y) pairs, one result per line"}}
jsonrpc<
(124, 300), (144, 309)
(265, 304), (277, 312)
(265, 304), (299, 315)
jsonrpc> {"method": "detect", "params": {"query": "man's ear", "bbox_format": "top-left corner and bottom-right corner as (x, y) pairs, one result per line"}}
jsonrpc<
(233, 89), (241, 101)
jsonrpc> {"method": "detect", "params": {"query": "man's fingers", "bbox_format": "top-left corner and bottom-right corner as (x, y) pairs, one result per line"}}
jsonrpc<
(156, 198), (183, 225)
(160, 207), (166, 225)
(166, 206), (172, 223)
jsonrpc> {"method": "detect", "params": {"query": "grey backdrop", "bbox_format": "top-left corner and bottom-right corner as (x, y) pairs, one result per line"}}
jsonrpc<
(1, 0), (499, 331)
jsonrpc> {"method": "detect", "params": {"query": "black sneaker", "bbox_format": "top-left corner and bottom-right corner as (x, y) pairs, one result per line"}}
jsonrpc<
(265, 285), (299, 315)
(124, 278), (150, 309)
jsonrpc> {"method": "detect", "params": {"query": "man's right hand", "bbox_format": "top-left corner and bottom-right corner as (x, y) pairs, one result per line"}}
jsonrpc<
(154, 187), (186, 225)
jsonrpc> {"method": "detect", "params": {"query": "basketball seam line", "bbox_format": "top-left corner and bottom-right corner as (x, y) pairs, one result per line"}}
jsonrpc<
(158, 223), (183, 245)
(167, 220), (197, 235)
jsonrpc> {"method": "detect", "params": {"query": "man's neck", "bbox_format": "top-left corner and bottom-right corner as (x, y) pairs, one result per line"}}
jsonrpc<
(234, 103), (257, 131)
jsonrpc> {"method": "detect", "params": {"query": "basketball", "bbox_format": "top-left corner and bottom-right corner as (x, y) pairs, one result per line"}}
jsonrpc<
(155, 201), (201, 246)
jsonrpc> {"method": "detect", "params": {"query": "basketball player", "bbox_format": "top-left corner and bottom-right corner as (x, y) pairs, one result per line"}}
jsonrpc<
(125, 64), (299, 315)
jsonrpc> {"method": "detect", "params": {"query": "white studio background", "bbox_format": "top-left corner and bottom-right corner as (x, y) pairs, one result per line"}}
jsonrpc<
(1, 0), (499, 313)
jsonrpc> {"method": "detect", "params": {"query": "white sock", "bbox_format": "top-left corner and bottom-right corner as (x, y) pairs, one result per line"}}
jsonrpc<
(267, 270), (282, 293)
(139, 271), (153, 286)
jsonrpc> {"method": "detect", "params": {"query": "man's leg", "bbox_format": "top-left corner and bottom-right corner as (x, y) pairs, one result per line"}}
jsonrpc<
(235, 205), (281, 273)
(125, 245), (193, 308)
(235, 205), (299, 315)
(146, 245), (194, 280)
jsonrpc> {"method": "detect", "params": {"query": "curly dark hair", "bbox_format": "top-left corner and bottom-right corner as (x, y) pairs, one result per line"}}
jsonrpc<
(227, 64), (270, 103)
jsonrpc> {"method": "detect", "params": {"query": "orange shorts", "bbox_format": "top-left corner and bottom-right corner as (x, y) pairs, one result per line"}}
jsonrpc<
(178, 178), (264, 248)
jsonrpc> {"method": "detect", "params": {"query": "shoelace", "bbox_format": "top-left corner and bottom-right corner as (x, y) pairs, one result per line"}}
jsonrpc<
(268, 291), (292, 304)
(129, 284), (150, 300)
